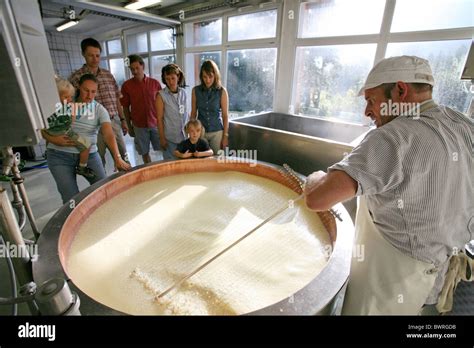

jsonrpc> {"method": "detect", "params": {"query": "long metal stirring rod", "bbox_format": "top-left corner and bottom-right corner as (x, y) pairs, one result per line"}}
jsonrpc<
(156, 193), (305, 299)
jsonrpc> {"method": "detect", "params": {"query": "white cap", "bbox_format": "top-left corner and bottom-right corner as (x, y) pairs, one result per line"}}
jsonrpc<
(358, 55), (434, 96)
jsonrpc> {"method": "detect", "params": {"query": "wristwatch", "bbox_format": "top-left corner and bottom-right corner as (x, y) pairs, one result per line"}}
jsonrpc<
(224, 133), (229, 137)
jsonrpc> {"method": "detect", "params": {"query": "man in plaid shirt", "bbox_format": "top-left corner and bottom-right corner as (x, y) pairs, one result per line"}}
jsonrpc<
(70, 38), (129, 168)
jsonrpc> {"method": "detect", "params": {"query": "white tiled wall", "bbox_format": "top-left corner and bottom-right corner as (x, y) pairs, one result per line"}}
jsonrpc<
(46, 31), (84, 80)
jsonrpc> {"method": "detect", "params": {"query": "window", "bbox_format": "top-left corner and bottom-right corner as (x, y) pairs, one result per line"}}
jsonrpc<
(298, 0), (385, 38)
(391, 0), (474, 32)
(99, 60), (108, 70)
(293, 1), (473, 123)
(184, 7), (280, 116)
(181, 2), (472, 123)
(120, 28), (176, 84)
(151, 55), (176, 87)
(102, 38), (125, 87)
(141, 56), (150, 76)
(101, 41), (107, 57)
(386, 40), (473, 113)
(185, 52), (222, 90)
(185, 19), (222, 47)
(149, 28), (176, 86)
(150, 28), (174, 51)
(293, 44), (376, 124)
(109, 58), (126, 86)
(228, 10), (277, 41)
(227, 48), (277, 114)
(107, 39), (122, 55)
(127, 32), (148, 54)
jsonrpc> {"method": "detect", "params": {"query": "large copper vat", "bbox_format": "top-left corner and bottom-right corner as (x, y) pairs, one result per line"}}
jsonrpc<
(33, 158), (354, 315)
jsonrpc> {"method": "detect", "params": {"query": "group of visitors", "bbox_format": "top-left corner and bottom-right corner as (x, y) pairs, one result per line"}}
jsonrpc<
(43, 37), (227, 203)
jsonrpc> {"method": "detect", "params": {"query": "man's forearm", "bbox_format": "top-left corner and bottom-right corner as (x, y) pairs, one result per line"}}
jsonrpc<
(117, 99), (124, 119)
(157, 117), (165, 139)
(305, 170), (357, 211)
(104, 131), (121, 160)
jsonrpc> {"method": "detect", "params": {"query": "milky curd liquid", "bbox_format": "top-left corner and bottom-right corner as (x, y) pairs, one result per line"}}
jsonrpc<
(66, 172), (331, 315)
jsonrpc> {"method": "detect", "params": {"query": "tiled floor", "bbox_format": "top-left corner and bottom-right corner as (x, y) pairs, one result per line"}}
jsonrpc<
(0, 135), (472, 315)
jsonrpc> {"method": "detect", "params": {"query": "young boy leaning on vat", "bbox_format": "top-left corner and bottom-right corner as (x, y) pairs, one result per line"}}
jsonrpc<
(174, 119), (213, 159)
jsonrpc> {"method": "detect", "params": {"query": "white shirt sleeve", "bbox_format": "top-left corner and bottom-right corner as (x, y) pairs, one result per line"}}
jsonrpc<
(328, 128), (405, 196)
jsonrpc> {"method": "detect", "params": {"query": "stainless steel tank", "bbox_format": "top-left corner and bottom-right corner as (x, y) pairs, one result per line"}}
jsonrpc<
(229, 112), (371, 221)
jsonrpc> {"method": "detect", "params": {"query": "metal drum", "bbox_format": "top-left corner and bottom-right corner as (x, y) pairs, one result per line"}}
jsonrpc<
(33, 158), (354, 315)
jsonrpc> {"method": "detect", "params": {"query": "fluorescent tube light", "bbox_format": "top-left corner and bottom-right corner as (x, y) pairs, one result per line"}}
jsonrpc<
(56, 20), (79, 32)
(125, 0), (162, 10)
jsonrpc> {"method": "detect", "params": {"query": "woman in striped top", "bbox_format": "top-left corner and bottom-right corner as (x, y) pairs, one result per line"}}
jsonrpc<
(156, 64), (189, 160)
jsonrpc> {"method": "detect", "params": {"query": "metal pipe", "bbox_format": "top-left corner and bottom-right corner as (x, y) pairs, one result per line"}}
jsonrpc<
(0, 186), (37, 314)
(9, 180), (26, 231)
(0, 188), (30, 265)
(1, 147), (15, 176)
(11, 166), (40, 239)
(1, 148), (25, 230)
(0, 293), (35, 305)
(1, 147), (39, 238)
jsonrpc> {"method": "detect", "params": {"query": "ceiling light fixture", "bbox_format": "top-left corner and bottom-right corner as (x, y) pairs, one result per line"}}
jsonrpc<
(56, 19), (79, 32)
(50, 0), (179, 26)
(125, 0), (162, 11)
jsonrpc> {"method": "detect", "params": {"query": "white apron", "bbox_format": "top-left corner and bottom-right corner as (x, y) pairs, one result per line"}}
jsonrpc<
(341, 196), (439, 315)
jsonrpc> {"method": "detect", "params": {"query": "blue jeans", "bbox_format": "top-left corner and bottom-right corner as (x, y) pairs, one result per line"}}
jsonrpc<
(47, 148), (106, 204)
(163, 141), (178, 160)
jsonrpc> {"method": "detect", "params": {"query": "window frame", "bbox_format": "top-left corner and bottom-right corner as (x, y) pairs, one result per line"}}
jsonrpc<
(95, 0), (473, 121)
(184, 17), (223, 48)
(101, 37), (126, 86)
(122, 25), (177, 81)
(287, 0), (473, 123)
(183, 5), (282, 114)
(227, 8), (279, 42)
